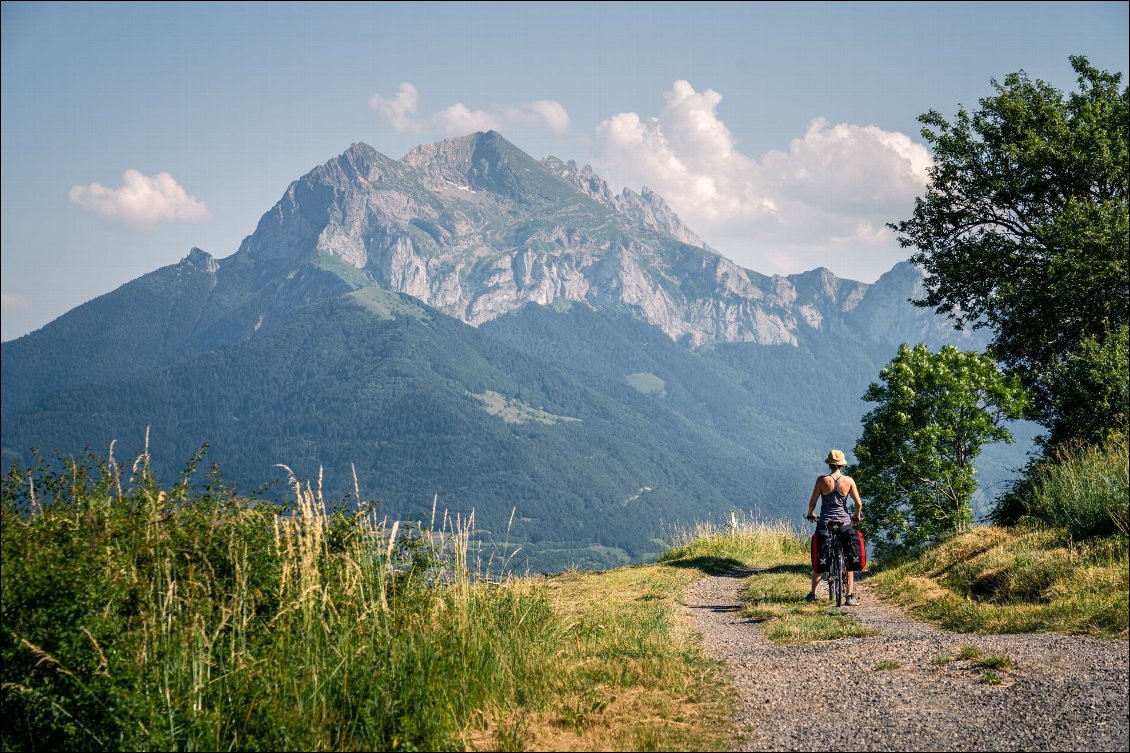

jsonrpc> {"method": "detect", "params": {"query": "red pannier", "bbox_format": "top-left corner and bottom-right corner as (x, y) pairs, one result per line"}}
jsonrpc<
(811, 526), (866, 572)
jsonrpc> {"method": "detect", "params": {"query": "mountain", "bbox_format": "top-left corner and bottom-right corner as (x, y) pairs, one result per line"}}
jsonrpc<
(1, 132), (1030, 571)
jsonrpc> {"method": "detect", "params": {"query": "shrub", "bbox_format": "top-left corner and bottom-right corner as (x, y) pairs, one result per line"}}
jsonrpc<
(1003, 437), (1129, 539)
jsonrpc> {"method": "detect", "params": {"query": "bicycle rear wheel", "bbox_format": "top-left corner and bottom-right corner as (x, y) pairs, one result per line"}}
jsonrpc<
(834, 549), (846, 607)
(827, 538), (843, 606)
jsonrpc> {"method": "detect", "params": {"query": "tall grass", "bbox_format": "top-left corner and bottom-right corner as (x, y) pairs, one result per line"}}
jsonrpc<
(658, 513), (876, 644)
(484, 565), (737, 751)
(1, 450), (558, 751)
(1018, 438), (1129, 539)
(658, 512), (810, 570)
(868, 525), (1128, 637)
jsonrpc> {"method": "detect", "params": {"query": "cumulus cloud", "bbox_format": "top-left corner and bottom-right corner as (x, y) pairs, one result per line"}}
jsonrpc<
(431, 102), (501, 135)
(501, 99), (570, 135)
(68, 170), (210, 225)
(368, 82), (422, 132)
(761, 118), (932, 216)
(1, 293), (29, 310)
(592, 81), (932, 281)
(370, 82), (570, 137)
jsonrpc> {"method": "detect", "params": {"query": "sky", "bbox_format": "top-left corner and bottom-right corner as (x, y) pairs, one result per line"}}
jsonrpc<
(2, 1), (1127, 342)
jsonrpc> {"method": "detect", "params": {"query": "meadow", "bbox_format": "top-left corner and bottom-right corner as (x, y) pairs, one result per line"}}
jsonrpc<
(3, 441), (1126, 751)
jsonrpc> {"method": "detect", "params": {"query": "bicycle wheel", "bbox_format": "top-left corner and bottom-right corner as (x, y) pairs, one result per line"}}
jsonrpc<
(834, 547), (846, 607)
(827, 537), (842, 606)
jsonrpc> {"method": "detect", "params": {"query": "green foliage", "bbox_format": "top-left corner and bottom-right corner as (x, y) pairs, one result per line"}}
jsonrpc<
(975, 655), (1013, 670)
(1, 454), (561, 751)
(854, 344), (1029, 554)
(1044, 324), (1129, 450)
(993, 436), (1129, 539)
(4, 293), (795, 573)
(956, 646), (984, 661)
(891, 56), (1129, 450)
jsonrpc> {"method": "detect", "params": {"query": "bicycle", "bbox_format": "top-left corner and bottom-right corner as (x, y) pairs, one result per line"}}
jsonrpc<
(824, 521), (849, 607)
(806, 516), (850, 607)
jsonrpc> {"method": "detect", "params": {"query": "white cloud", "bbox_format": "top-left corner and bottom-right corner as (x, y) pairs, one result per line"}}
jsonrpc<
(368, 82), (423, 133)
(1, 293), (29, 310)
(761, 118), (931, 217)
(68, 170), (210, 225)
(370, 82), (570, 137)
(592, 81), (932, 282)
(431, 102), (501, 135)
(502, 100), (571, 135)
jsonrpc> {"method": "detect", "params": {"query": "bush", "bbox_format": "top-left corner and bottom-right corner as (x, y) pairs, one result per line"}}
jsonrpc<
(992, 437), (1129, 539)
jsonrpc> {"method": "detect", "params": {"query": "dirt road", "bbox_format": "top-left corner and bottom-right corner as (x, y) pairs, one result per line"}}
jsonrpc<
(684, 571), (1129, 752)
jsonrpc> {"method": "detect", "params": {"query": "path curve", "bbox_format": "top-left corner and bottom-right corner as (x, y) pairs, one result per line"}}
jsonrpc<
(683, 572), (1129, 752)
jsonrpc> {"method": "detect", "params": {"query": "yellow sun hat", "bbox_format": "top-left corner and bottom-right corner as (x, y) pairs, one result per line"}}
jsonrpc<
(825, 449), (848, 467)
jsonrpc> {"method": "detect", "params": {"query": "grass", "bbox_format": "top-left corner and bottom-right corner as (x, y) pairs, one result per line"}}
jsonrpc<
(658, 513), (810, 573)
(0, 453), (740, 752)
(975, 655), (1013, 670)
(1015, 438), (1129, 539)
(469, 390), (581, 426)
(866, 524), (1129, 638)
(931, 646), (1016, 686)
(471, 564), (736, 751)
(9, 445), (1122, 752)
(2, 453), (563, 751)
(659, 513), (878, 645)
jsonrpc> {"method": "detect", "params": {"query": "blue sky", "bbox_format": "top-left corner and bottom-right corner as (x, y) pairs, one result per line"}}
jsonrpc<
(2, 1), (1127, 341)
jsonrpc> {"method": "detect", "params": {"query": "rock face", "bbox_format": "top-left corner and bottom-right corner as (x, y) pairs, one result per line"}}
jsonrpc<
(224, 130), (977, 350)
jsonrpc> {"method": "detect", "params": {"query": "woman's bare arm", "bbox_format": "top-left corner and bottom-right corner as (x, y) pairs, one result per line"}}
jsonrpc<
(849, 478), (863, 522)
(806, 480), (822, 521)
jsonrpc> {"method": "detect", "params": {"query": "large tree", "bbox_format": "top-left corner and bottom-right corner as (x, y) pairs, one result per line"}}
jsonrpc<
(853, 344), (1029, 554)
(891, 56), (1128, 448)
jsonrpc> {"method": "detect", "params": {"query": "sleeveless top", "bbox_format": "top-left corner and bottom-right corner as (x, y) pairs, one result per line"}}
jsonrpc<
(818, 474), (854, 524)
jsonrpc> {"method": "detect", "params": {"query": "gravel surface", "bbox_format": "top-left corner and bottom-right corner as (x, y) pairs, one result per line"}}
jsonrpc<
(683, 570), (1129, 752)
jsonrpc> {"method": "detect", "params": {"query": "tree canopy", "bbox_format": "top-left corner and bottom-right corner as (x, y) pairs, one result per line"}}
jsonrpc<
(853, 344), (1029, 554)
(891, 56), (1129, 448)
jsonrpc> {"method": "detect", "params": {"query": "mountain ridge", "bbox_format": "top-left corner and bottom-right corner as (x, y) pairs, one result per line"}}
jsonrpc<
(215, 130), (984, 346)
(2, 131), (1027, 571)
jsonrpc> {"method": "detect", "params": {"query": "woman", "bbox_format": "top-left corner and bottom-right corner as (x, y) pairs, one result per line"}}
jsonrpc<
(805, 449), (863, 605)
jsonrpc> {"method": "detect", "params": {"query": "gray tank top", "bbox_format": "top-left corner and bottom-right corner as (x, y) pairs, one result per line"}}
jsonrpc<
(818, 475), (854, 524)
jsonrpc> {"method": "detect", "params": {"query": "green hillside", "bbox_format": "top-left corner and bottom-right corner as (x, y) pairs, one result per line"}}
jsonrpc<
(2, 287), (799, 572)
(3, 283), (1035, 571)
(0, 134), (1037, 571)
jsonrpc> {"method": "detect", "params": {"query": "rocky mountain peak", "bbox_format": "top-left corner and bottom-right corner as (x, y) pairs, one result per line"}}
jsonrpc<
(400, 130), (556, 202)
(401, 132), (483, 185)
(541, 157), (706, 249)
(220, 132), (971, 349)
(541, 157), (616, 203)
(180, 247), (219, 275)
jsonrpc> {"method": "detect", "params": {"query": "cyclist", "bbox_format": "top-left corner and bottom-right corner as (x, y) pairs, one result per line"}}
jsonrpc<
(805, 449), (863, 605)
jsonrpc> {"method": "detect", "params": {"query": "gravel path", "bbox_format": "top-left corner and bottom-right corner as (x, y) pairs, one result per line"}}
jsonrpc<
(683, 570), (1129, 752)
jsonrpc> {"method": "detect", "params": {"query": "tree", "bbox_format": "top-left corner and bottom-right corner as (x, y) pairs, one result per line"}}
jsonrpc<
(1044, 323), (1129, 449)
(853, 344), (1029, 554)
(891, 56), (1128, 448)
